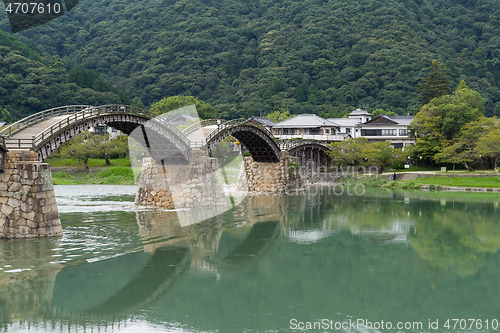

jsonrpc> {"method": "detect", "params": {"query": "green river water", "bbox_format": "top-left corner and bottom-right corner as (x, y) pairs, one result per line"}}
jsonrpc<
(0, 185), (499, 332)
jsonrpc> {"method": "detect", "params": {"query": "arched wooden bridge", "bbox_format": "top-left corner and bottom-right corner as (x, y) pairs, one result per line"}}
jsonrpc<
(0, 105), (331, 172)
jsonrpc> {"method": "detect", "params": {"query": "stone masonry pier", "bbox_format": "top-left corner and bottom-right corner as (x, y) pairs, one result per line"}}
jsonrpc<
(0, 151), (62, 239)
(238, 151), (303, 194)
(134, 149), (227, 209)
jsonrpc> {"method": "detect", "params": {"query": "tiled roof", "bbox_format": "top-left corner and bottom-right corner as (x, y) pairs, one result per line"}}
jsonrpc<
(363, 115), (414, 126)
(349, 109), (371, 116)
(274, 114), (340, 128)
(250, 116), (276, 127)
(327, 118), (363, 126)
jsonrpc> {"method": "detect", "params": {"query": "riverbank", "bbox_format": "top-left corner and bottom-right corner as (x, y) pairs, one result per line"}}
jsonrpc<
(52, 167), (135, 185)
(46, 157), (135, 185)
(337, 172), (500, 193)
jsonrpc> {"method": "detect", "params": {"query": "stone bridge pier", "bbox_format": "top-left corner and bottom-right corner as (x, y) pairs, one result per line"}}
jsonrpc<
(0, 151), (62, 238)
(134, 149), (227, 209)
(238, 151), (303, 194)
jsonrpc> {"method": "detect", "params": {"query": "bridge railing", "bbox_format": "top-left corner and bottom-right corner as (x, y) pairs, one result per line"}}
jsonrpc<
(0, 137), (6, 172)
(5, 138), (35, 150)
(2, 104), (193, 159)
(182, 119), (220, 136)
(32, 105), (190, 149)
(202, 118), (248, 145)
(279, 139), (329, 151)
(0, 105), (91, 138)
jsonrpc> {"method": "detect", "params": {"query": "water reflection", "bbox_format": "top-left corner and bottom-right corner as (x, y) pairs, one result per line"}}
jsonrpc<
(0, 188), (499, 332)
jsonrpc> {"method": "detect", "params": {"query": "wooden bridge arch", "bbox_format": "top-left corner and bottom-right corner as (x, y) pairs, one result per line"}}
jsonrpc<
(0, 107), (337, 170)
(280, 140), (331, 178)
(203, 119), (281, 163)
(0, 105), (192, 165)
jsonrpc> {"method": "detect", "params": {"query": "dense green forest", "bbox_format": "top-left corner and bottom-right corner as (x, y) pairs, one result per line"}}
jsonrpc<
(0, 31), (129, 120)
(1, 0), (500, 119)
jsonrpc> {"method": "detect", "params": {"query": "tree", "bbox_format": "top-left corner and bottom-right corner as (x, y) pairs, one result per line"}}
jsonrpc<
(370, 109), (398, 117)
(107, 135), (130, 159)
(328, 138), (401, 173)
(363, 141), (400, 173)
(0, 107), (13, 123)
(475, 121), (500, 169)
(149, 95), (216, 119)
(328, 137), (369, 167)
(59, 132), (110, 169)
(264, 110), (295, 123)
(434, 117), (495, 170)
(440, 81), (485, 139)
(410, 81), (485, 162)
(418, 60), (451, 105)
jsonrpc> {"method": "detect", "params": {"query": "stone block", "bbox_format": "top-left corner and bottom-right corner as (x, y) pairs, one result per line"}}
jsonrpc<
(20, 178), (34, 185)
(23, 211), (35, 221)
(7, 198), (21, 208)
(8, 182), (21, 192)
(26, 220), (37, 229)
(12, 210), (21, 220)
(20, 202), (33, 213)
(1, 204), (13, 217)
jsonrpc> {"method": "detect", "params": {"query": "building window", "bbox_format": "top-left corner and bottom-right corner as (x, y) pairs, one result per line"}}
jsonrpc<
(380, 129), (397, 136)
(310, 128), (320, 135)
(283, 128), (300, 135)
(324, 128), (330, 134)
(94, 125), (107, 135)
(399, 129), (408, 136)
(361, 129), (377, 136)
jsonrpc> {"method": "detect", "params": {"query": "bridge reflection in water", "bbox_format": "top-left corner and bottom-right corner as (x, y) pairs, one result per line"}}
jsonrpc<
(0, 195), (300, 329)
(1, 190), (500, 332)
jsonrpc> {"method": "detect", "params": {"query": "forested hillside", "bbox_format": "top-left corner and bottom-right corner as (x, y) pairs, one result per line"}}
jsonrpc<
(0, 31), (129, 120)
(2, 0), (500, 118)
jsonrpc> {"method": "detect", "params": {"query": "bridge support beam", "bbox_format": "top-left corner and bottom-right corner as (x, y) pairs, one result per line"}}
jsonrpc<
(134, 150), (227, 209)
(0, 151), (62, 239)
(238, 151), (303, 194)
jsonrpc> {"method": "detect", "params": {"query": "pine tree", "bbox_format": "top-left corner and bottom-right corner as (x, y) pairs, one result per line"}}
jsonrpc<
(418, 60), (451, 105)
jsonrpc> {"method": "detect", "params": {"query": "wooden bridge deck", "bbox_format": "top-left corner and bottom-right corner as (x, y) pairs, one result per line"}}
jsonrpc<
(186, 125), (217, 147)
(9, 115), (72, 139)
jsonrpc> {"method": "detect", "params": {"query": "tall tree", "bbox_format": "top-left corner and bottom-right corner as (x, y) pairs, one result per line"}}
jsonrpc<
(410, 81), (485, 162)
(475, 123), (500, 169)
(327, 138), (402, 173)
(149, 96), (216, 119)
(434, 117), (495, 171)
(264, 110), (294, 123)
(418, 60), (452, 106)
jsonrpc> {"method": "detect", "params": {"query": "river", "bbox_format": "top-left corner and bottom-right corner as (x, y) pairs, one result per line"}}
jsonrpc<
(0, 185), (499, 332)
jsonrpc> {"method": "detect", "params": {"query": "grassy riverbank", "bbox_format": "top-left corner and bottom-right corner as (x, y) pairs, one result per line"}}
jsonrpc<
(49, 156), (245, 186)
(391, 175), (500, 189)
(339, 173), (500, 191)
(52, 167), (135, 185)
(46, 157), (131, 168)
(47, 157), (135, 185)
